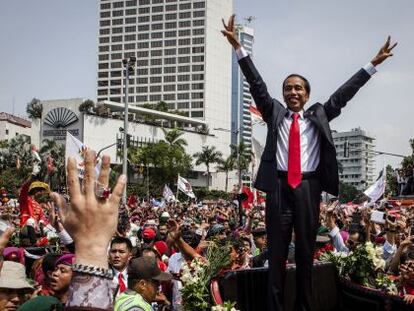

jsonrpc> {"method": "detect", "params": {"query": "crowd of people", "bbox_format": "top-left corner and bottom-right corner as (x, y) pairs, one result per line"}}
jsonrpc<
(0, 149), (413, 310)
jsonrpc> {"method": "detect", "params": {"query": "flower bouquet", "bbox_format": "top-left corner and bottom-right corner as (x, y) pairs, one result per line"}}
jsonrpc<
(180, 241), (233, 311)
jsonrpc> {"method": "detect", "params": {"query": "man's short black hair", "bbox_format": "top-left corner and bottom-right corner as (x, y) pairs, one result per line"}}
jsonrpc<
(110, 237), (133, 252)
(283, 74), (311, 95)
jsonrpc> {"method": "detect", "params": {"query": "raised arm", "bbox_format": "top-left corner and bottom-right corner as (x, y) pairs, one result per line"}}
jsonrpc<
(324, 36), (397, 122)
(221, 15), (277, 122)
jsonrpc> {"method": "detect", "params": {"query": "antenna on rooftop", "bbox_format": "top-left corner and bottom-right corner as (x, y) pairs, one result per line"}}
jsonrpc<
(243, 16), (256, 25)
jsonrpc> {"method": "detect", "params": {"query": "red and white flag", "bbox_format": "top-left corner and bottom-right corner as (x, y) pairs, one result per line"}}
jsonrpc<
(177, 175), (196, 199)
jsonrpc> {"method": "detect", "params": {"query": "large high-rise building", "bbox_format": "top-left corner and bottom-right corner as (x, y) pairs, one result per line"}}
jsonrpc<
(333, 128), (376, 190)
(96, 0), (233, 134)
(231, 24), (254, 148)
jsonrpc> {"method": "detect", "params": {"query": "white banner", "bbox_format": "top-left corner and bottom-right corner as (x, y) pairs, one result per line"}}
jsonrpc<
(163, 184), (176, 202)
(65, 132), (101, 179)
(177, 175), (196, 199)
(364, 170), (386, 202)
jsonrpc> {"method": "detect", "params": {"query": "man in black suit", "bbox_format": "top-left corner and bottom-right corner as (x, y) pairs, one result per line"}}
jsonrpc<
(222, 15), (396, 311)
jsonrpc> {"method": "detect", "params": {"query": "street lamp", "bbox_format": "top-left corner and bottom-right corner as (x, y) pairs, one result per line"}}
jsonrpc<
(122, 56), (136, 203)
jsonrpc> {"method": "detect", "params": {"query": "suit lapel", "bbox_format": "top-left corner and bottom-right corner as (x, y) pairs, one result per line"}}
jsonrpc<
(305, 104), (334, 146)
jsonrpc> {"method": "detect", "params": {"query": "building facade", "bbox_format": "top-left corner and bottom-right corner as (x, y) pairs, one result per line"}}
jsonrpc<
(0, 112), (32, 141)
(231, 24), (254, 148)
(333, 128), (376, 190)
(96, 0), (233, 134)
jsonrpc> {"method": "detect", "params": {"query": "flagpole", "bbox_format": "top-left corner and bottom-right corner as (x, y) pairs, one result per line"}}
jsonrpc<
(176, 174), (180, 201)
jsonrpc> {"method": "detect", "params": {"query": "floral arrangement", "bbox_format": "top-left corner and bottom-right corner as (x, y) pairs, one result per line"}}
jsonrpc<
(320, 242), (398, 294)
(180, 241), (234, 311)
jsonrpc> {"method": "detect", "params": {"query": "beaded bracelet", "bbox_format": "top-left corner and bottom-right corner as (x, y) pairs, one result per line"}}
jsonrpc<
(72, 263), (114, 279)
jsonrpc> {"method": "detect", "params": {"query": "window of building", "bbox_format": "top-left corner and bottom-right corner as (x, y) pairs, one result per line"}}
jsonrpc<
(179, 29), (190, 37)
(150, 94), (162, 101)
(180, 12), (191, 19)
(179, 20), (191, 28)
(151, 59), (162, 66)
(113, 1), (124, 8)
(99, 37), (110, 44)
(100, 12), (110, 18)
(193, 28), (204, 35)
(139, 0), (150, 5)
(165, 22), (177, 29)
(151, 49), (163, 56)
(177, 102), (189, 109)
(152, 14), (163, 21)
(111, 62), (122, 69)
(151, 32), (163, 39)
(139, 7), (150, 14)
(112, 44), (123, 51)
(178, 47), (190, 54)
(163, 94), (175, 100)
(113, 10), (124, 17)
(152, 23), (163, 30)
(138, 33), (149, 40)
(137, 95), (148, 102)
(124, 34), (136, 41)
(192, 37), (204, 45)
(112, 35), (123, 42)
(177, 84), (190, 90)
(137, 59), (148, 66)
(138, 25), (150, 31)
(126, 8), (137, 15)
(137, 42), (149, 49)
(179, 38), (190, 46)
(100, 3), (111, 10)
(192, 46), (204, 53)
(193, 2), (205, 9)
(164, 39), (176, 46)
(99, 54), (109, 61)
(164, 58), (176, 65)
(125, 26), (136, 32)
(193, 19), (204, 27)
(137, 86), (148, 93)
(166, 4), (177, 11)
(164, 48), (176, 55)
(138, 16), (150, 23)
(177, 93), (189, 100)
(110, 80), (122, 86)
(178, 65), (190, 73)
(192, 92), (204, 99)
(112, 19), (123, 25)
(150, 76), (162, 83)
(164, 67), (176, 73)
(164, 76), (176, 82)
(137, 68), (148, 75)
(191, 111), (204, 118)
(124, 43), (135, 49)
(99, 46), (110, 52)
(98, 89), (108, 96)
(165, 13), (177, 20)
(178, 56), (190, 63)
(165, 30), (176, 38)
(152, 0), (164, 3)
(151, 41), (163, 48)
(193, 10), (205, 18)
(168, 103), (176, 109)
(164, 84), (176, 91)
(98, 72), (109, 78)
(137, 77), (148, 84)
(150, 68), (162, 75)
(192, 65), (204, 71)
(178, 75), (190, 81)
(100, 20), (110, 27)
(192, 73), (204, 80)
(192, 55), (204, 62)
(100, 29), (110, 35)
(152, 6), (163, 13)
(111, 71), (122, 77)
(126, 0), (137, 6)
(137, 51), (149, 57)
(179, 3), (191, 10)
(191, 102), (204, 108)
(192, 83), (204, 90)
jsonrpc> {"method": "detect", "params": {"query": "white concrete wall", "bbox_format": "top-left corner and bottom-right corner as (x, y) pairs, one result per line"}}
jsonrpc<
(83, 114), (232, 190)
(0, 120), (32, 141)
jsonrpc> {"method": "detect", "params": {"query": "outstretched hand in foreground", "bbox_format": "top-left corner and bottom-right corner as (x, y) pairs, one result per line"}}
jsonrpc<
(52, 150), (126, 268)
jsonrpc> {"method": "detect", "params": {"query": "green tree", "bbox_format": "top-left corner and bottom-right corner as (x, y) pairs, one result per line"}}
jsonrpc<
(338, 181), (362, 203)
(230, 142), (253, 189)
(216, 155), (235, 192)
(401, 138), (414, 172)
(194, 146), (223, 189)
(79, 99), (95, 113)
(163, 128), (187, 151)
(385, 165), (398, 196)
(26, 98), (43, 119)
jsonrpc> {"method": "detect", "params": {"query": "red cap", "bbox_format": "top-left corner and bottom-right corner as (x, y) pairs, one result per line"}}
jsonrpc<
(154, 241), (168, 256)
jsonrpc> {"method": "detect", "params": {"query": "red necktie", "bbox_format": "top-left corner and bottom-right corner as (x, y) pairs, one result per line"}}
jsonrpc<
(118, 273), (126, 293)
(288, 113), (302, 188)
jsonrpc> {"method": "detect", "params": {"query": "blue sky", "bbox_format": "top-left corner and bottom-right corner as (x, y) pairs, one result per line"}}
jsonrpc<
(0, 0), (413, 170)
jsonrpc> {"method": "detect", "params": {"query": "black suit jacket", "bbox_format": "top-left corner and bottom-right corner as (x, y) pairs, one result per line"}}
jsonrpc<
(238, 56), (372, 196)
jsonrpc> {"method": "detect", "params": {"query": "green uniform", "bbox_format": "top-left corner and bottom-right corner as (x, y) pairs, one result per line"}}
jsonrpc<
(114, 290), (153, 311)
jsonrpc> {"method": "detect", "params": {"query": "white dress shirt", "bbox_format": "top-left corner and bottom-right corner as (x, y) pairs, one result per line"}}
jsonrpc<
(235, 47), (377, 172)
(113, 268), (128, 296)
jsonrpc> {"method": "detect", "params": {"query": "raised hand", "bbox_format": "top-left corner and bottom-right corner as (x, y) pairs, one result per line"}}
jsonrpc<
(371, 36), (397, 66)
(52, 150), (126, 268)
(221, 14), (241, 50)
